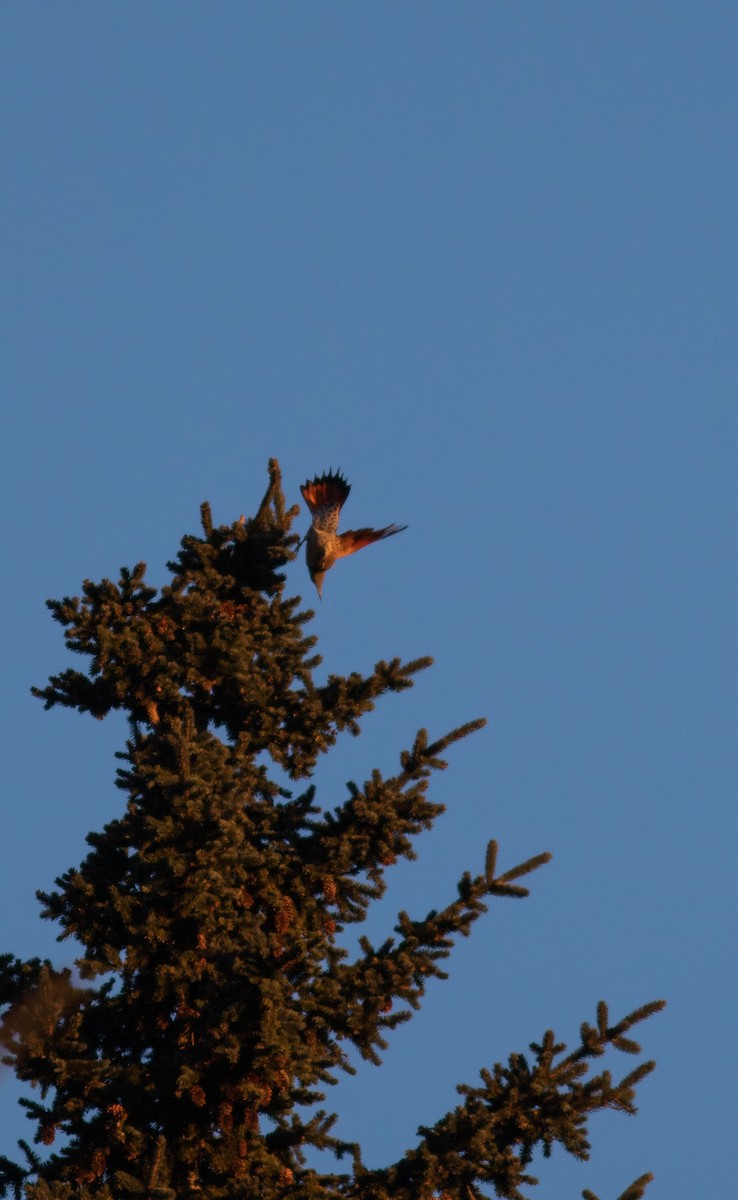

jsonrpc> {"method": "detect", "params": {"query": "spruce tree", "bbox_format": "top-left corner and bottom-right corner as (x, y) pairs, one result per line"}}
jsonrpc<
(0, 460), (663, 1200)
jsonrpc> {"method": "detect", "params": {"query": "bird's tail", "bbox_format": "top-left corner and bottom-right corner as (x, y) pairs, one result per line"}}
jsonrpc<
(300, 469), (351, 514)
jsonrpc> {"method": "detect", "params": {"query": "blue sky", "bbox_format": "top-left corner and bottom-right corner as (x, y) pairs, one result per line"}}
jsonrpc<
(1, 4), (736, 1196)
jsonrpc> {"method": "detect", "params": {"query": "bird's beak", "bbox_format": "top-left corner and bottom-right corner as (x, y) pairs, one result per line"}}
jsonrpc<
(312, 572), (325, 599)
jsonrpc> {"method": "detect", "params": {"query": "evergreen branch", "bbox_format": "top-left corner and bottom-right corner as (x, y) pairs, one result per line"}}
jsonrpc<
(256, 457), (283, 527)
(568, 1000), (666, 1068)
(487, 847), (553, 898)
(423, 716), (488, 762)
(0, 1156), (26, 1200)
(200, 500), (214, 537)
(305, 717), (485, 889)
(492, 850), (553, 886)
(583, 1172), (654, 1200)
(304, 841), (550, 1072)
(363, 1000), (663, 1200)
(316, 657), (434, 739)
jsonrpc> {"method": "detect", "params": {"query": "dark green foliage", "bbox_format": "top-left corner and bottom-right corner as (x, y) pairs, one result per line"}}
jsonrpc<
(582, 1172), (655, 1200)
(0, 461), (664, 1199)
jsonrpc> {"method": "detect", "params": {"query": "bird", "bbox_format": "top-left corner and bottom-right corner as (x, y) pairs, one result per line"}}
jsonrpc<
(300, 469), (408, 597)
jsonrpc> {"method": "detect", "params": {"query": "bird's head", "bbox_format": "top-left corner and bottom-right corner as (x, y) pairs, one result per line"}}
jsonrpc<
(310, 570), (326, 599)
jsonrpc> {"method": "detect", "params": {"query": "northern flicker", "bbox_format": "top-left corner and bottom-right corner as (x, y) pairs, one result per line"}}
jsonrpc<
(300, 469), (408, 597)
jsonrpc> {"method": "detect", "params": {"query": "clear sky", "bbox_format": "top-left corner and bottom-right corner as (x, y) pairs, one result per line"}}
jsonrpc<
(1, 4), (736, 1197)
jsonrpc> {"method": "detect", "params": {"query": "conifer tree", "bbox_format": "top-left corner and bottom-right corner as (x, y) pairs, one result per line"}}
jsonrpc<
(0, 460), (664, 1200)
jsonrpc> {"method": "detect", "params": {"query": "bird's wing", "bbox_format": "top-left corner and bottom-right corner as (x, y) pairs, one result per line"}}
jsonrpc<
(335, 524), (408, 558)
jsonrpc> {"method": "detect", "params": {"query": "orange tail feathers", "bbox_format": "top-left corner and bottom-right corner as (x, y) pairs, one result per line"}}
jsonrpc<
(336, 524), (408, 558)
(300, 469), (351, 514)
